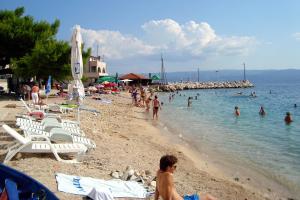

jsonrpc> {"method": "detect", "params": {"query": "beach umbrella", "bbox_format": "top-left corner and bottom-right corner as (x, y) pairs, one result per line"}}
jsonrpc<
(45, 75), (51, 104)
(95, 84), (104, 89)
(70, 25), (85, 123)
(96, 76), (116, 83)
(45, 75), (51, 95)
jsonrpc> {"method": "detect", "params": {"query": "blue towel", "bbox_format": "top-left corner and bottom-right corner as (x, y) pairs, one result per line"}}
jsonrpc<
(184, 194), (199, 200)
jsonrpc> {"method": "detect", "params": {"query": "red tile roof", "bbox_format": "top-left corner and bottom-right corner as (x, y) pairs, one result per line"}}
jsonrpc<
(119, 73), (149, 80)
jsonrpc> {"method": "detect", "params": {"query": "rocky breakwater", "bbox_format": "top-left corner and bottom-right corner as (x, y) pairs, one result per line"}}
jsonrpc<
(152, 80), (254, 92)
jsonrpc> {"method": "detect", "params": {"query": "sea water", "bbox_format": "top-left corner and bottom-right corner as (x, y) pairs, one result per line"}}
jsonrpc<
(157, 81), (300, 197)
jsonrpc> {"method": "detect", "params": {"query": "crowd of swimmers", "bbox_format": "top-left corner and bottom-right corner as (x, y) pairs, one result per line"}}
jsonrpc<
(129, 86), (296, 125)
(234, 105), (294, 125)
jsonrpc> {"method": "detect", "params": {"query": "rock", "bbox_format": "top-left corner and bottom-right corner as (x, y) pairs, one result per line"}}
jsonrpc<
(234, 177), (239, 182)
(111, 171), (120, 179)
(129, 175), (137, 181)
(122, 172), (129, 181)
(145, 170), (151, 176)
(134, 171), (140, 176)
(128, 169), (134, 176)
(150, 181), (156, 187)
(15, 153), (22, 160)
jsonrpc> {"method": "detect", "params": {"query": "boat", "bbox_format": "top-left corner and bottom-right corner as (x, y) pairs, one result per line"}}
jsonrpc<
(0, 163), (59, 200)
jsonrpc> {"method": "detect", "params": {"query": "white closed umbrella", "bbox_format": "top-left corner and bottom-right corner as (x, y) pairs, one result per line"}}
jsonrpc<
(70, 25), (85, 123)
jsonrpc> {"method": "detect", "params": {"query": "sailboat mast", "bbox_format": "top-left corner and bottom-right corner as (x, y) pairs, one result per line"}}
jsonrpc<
(197, 68), (200, 82)
(161, 54), (166, 85)
(243, 62), (246, 81)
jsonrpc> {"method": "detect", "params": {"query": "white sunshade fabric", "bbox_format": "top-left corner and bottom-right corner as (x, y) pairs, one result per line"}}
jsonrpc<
(70, 25), (85, 100)
(71, 25), (83, 80)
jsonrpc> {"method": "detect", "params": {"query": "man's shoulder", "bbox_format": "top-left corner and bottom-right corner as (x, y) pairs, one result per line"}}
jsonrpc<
(157, 171), (173, 178)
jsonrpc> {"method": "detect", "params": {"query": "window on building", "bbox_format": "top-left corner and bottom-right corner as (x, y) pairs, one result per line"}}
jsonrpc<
(102, 68), (106, 73)
(91, 66), (97, 72)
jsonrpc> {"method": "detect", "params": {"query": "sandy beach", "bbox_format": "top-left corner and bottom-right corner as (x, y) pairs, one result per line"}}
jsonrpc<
(0, 92), (282, 200)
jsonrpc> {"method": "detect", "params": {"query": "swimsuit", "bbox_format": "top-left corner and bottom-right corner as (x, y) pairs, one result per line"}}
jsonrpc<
(183, 194), (199, 200)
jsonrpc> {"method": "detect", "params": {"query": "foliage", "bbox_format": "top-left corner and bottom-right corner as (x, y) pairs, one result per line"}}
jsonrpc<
(0, 7), (91, 82)
(0, 7), (59, 67)
(81, 75), (89, 83)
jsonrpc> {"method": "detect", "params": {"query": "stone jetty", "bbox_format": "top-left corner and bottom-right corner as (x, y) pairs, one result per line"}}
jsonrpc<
(151, 80), (254, 92)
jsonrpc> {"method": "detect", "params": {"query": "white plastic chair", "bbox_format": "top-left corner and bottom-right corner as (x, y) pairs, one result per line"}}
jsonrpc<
(21, 127), (96, 149)
(2, 124), (87, 163)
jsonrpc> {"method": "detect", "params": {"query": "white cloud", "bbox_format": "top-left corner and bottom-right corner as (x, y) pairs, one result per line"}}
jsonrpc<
(292, 32), (300, 41)
(80, 19), (256, 61)
(81, 29), (156, 59)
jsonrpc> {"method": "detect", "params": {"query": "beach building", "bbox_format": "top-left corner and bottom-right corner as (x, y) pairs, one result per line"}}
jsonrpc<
(119, 73), (151, 86)
(83, 56), (108, 85)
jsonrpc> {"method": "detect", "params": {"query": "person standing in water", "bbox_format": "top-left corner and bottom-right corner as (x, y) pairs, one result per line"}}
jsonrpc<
(153, 95), (160, 120)
(187, 97), (192, 107)
(234, 106), (240, 116)
(284, 112), (293, 124)
(259, 106), (266, 116)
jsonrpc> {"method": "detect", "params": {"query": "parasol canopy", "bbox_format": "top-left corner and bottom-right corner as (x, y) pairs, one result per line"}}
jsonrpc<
(151, 74), (160, 80)
(96, 76), (117, 83)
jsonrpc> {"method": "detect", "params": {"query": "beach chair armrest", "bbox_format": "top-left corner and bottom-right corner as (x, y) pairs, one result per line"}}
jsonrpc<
(28, 135), (51, 142)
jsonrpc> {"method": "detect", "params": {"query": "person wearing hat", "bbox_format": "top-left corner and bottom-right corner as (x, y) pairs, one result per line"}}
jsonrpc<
(284, 112), (293, 124)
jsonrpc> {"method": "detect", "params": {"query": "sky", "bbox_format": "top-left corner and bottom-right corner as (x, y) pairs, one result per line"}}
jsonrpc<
(1, 0), (300, 73)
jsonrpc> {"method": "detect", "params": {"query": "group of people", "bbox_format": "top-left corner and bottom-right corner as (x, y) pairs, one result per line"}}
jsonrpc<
(234, 106), (294, 124)
(130, 86), (161, 120)
(20, 82), (40, 104)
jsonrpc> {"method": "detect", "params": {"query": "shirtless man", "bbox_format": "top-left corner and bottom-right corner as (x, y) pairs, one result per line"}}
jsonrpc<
(155, 155), (216, 200)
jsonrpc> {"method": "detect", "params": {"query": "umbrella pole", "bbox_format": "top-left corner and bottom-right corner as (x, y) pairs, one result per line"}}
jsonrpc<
(77, 106), (80, 124)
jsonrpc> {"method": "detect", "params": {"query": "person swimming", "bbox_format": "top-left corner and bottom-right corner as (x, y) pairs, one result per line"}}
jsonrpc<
(259, 106), (266, 116)
(284, 112), (293, 124)
(187, 97), (192, 107)
(234, 106), (240, 116)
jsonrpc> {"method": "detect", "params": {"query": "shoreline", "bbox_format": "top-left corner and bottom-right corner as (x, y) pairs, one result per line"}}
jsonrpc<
(152, 113), (298, 199)
(0, 92), (293, 199)
(156, 91), (299, 199)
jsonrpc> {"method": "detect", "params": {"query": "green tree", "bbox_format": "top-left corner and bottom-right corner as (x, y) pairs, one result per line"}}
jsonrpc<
(1, 7), (91, 82)
(12, 39), (91, 81)
(0, 7), (59, 68)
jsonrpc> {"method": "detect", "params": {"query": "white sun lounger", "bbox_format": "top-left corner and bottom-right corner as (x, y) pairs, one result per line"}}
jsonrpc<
(21, 127), (96, 149)
(17, 117), (80, 129)
(16, 118), (84, 136)
(2, 124), (87, 163)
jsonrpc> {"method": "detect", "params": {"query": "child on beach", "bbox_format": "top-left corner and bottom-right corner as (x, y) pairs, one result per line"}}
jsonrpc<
(145, 94), (152, 111)
(155, 155), (216, 200)
(153, 95), (160, 120)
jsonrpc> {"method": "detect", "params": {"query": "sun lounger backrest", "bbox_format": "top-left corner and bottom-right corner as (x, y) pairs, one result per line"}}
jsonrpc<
(20, 98), (32, 113)
(2, 125), (30, 144)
